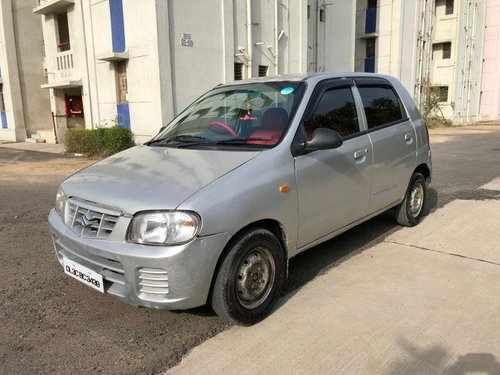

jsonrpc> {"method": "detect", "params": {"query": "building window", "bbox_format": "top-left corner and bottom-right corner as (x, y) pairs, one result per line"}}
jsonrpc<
(432, 42), (452, 59)
(56, 13), (70, 52)
(116, 62), (128, 103)
(258, 65), (268, 77)
(445, 0), (454, 15)
(319, 9), (325, 22)
(234, 62), (243, 81)
(307, 5), (310, 19)
(367, 0), (377, 9)
(442, 42), (451, 59)
(364, 38), (376, 73)
(431, 86), (449, 102)
(366, 38), (376, 58)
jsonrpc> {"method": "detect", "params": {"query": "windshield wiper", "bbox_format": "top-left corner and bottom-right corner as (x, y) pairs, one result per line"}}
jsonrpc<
(215, 137), (273, 145)
(145, 135), (213, 147)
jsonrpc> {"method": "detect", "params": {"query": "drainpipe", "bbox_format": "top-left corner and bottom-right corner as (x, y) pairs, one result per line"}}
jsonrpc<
(465, 0), (478, 123)
(314, 0), (319, 72)
(475, 0), (486, 121)
(388, 0), (395, 74)
(221, 0), (226, 82)
(274, 0), (279, 74)
(79, 0), (95, 129)
(246, 0), (252, 78)
(459, 0), (470, 123)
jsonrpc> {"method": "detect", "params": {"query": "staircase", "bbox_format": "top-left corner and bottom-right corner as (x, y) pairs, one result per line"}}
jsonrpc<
(26, 130), (57, 144)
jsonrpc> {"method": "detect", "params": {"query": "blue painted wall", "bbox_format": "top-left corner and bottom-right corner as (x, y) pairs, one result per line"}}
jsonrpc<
(117, 103), (130, 129)
(364, 57), (375, 73)
(365, 8), (377, 34)
(1, 111), (7, 129)
(109, 0), (126, 53)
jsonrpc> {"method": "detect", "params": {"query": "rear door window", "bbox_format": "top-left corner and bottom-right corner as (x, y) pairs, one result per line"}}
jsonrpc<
(357, 86), (405, 129)
(304, 87), (360, 139)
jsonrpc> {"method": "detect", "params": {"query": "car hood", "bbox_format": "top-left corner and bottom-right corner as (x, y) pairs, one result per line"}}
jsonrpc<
(62, 145), (260, 214)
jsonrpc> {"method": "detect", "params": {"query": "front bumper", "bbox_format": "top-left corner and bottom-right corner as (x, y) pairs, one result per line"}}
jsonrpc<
(48, 209), (231, 310)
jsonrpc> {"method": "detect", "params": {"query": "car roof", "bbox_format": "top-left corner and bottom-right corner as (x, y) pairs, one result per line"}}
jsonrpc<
(218, 72), (396, 87)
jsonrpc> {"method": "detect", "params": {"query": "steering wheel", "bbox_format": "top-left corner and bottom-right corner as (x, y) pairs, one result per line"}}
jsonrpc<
(208, 120), (238, 137)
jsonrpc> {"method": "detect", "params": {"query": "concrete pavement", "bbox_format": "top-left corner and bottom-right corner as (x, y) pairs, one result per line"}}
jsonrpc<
(0, 141), (66, 154)
(169, 198), (500, 374)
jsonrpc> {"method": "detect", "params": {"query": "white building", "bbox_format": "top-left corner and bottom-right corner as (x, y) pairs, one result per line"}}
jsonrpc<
(433, 0), (485, 123)
(0, 0), (52, 142)
(33, 0), (356, 144)
(14, 0), (497, 145)
(480, 0), (500, 121)
(355, 0), (435, 109)
(355, 0), (487, 125)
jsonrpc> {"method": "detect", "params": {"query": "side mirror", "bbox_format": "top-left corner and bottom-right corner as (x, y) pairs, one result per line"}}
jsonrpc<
(304, 128), (343, 152)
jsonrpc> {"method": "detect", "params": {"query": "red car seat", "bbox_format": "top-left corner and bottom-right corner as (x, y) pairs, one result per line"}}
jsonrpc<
(247, 108), (288, 145)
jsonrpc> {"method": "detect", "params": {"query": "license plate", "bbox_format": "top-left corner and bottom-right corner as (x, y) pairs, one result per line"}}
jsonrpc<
(63, 257), (104, 293)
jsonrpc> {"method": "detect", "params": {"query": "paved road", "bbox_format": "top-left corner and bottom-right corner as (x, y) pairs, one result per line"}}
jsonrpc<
(171, 199), (500, 374)
(1, 125), (500, 374)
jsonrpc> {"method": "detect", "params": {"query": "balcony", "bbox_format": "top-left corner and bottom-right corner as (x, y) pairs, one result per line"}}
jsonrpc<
(56, 50), (73, 72)
(33, 0), (74, 15)
(41, 50), (81, 89)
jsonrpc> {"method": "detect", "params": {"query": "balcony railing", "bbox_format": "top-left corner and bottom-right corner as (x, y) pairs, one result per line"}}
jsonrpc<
(56, 50), (74, 71)
(33, 0), (75, 15)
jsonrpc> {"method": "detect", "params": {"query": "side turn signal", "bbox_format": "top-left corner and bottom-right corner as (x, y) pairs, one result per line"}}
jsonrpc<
(279, 185), (289, 193)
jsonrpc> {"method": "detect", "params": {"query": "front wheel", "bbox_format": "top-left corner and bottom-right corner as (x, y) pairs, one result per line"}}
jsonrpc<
(395, 172), (427, 227)
(211, 228), (286, 325)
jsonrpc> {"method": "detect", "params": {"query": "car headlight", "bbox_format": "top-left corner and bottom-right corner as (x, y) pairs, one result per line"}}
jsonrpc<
(55, 187), (66, 217)
(128, 211), (201, 245)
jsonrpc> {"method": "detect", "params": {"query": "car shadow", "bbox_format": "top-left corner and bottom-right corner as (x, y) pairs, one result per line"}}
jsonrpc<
(284, 186), (438, 295)
(387, 336), (500, 374)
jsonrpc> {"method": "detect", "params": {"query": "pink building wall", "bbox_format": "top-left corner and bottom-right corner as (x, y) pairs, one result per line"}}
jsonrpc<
(480, 0), (500, 120)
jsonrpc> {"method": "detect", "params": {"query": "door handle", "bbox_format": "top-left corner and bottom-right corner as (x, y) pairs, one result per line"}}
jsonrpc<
(353, 149), (367, 159)
(353, 149), (368, 163)
(404, 133), (414, 145)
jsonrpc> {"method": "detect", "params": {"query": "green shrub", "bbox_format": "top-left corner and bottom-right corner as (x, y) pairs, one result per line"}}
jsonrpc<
(65, 126), (135, 157)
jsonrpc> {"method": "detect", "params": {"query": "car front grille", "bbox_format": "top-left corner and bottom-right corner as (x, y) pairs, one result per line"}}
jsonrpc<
(65, 199), (120, 239)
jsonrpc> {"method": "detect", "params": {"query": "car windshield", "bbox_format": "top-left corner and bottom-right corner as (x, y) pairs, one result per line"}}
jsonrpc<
(148, 81), (305, 149)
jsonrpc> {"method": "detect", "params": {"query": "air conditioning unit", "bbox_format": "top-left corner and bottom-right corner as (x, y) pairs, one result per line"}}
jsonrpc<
(65, 95), (84, 117)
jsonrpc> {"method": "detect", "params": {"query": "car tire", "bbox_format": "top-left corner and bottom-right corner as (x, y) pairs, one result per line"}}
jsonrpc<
(395, 172), (427, 227)
(211, 228), (286, 325)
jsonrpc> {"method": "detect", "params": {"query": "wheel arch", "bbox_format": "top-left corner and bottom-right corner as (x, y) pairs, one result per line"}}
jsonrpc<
(414, 163), (431, 183)
(207, 218), (289, 304)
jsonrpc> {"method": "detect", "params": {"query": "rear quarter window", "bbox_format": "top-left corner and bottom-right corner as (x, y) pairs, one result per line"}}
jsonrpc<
(358, 86), (406, 129)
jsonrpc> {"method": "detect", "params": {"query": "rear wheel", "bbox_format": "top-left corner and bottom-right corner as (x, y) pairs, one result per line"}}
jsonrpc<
(395, 172), (427, 227)
(211, 228), (286, 325)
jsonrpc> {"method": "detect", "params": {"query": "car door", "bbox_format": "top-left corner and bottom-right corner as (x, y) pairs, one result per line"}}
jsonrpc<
(354, 78), (417, 213)
(294, 79), (373, 249)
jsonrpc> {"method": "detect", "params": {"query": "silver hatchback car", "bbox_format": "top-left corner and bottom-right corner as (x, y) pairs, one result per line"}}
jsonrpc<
(49, 73), (431, 324)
